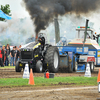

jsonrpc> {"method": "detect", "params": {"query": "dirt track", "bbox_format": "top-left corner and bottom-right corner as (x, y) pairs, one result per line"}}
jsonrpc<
(0, 86), (99, 100)
(0, 67), (99, 100)
(0, 67), (99, 78)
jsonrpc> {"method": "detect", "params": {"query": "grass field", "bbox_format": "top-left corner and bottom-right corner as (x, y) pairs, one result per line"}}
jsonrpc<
(0, 66), (15, 69)
(0, 76), (97, 87)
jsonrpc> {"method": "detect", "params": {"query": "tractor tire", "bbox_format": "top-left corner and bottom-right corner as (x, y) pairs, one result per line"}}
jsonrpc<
(36, 60), (43, 73)
(73, 61), (78, 72)
(73, 56), (77, 72)
(90, 62), (94, 72)
(44, 46), (60, 73)
(15, 61), (21, 72)
(68, 56), (73, 73)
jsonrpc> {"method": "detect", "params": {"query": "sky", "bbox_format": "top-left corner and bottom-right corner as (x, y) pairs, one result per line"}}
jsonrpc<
(0, 0), (99, 29)
(0, 0), (100, 45)
(0, 0), (100, 29)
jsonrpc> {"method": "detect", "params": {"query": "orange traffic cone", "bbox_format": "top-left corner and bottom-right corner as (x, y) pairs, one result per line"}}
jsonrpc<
(29, 69), (35, 85)
(97, 69), (100, 82)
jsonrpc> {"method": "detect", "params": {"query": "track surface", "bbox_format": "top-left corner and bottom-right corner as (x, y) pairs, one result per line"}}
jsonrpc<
(0, 67), (99, 100)
(0, 86), (99, 100)
(0, 67), (99, 78)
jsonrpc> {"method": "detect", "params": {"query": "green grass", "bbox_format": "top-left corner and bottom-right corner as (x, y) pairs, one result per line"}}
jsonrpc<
(0, 66), (15, 69)
(0, 76), (97, 87)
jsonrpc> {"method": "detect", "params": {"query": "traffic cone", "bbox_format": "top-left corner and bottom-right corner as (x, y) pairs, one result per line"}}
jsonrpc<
(97, 69), (100, 93)
(29, 69), (35, 85)
(23, 64), (29, 79)
(84, 63), (91, 77)
(97, 69), (100, 82)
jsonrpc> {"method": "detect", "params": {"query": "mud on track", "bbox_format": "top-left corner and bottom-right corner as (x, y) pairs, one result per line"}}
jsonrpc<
(0, 86), (99, 100)
(0, 67), (99, 78)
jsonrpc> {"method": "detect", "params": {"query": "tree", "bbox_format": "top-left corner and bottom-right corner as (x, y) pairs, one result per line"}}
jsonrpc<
(0, 4), (11, 21)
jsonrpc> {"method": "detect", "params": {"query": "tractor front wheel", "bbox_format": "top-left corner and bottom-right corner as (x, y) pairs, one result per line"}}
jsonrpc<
(15, 61), (21, 72)
(36, 60), (43, 73)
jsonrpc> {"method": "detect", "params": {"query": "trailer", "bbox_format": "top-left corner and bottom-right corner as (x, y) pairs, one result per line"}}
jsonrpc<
(55, 19), (95, 72)
(68, 26), (100, 68)
(58, 25), (100, 72)
(58, 46), (95, 72)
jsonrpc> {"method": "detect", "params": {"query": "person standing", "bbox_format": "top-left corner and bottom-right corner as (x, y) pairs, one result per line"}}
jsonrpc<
(15, 46), (17, 63)
(15, 48), (20, 63)
(1, 45), (6, 66)
(0, 48), (3, 67)
(19, 45), (21, 49)
(10, 47), (16, 66)
(18, 45), (21, 60)
(5, 44), (10, 66)
(7, 44), (10, 66)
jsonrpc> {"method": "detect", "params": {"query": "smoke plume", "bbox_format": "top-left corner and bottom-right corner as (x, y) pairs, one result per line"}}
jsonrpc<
(0, 17), (35, 46)
(23, 0), (100, 36)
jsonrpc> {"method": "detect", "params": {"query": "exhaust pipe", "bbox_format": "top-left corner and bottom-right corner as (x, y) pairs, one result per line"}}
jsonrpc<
(54, 18), (60, 44)
(83, 19), (89, 46)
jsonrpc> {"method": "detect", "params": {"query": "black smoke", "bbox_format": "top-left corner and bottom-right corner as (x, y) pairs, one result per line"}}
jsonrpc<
(23, 0), (100, 36)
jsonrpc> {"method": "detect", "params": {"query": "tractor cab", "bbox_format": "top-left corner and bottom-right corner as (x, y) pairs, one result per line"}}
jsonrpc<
(68, 26), (100, 50)
(75, 27), (100, 48)
(76, 26), (94, 39)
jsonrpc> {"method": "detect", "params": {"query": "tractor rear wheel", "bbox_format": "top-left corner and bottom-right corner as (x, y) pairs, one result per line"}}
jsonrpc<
(73, 56), (77, 72)
(68, 56), (73, 73)
(44, 46), (60, 73)
(90, 62), (94, 72)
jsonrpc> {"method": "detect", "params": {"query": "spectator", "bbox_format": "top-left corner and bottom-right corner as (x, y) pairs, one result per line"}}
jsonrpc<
(16, 48), (20, 63)
(4, 45), (6, 65)
(18, 45), (21, 60)
(1, 45), (6, 66)
(7, 44), (11, 66)
(19, 45), (21, 48)
(15, 46), (18, 63)
(5, 44), (10, 52)
(5, 44), (10, 66)
(0, 48), (3, 67)
(15, 46), (17, 51)
(10, 47), (16, 66)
